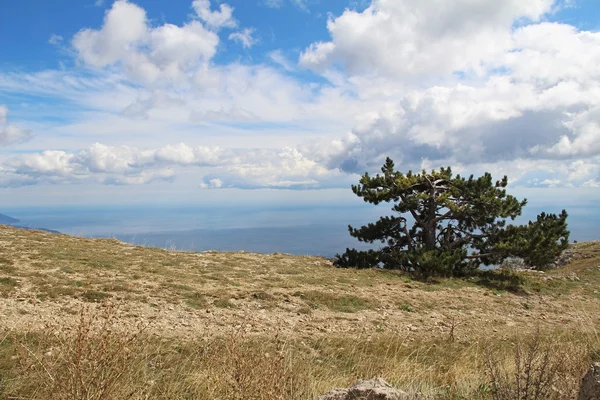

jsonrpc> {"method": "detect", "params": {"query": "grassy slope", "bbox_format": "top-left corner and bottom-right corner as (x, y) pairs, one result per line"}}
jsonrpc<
(0, 224), (599, 399)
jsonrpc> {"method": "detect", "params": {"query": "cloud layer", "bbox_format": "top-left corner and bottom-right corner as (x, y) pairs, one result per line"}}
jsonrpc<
(1, 0), (599, 193)
(2, 143), (349, 189)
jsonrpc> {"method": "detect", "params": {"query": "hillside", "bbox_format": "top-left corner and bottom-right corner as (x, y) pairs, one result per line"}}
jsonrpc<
(1, 224), (599, 399)
(0, 213), (19, 224)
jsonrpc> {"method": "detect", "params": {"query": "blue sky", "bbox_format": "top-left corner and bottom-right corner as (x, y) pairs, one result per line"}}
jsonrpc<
(0, 0), (599, 211)
(0, 0), (361, 70)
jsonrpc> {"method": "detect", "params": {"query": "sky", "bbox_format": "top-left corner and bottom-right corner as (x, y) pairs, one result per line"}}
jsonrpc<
(0, 0), (599, 210)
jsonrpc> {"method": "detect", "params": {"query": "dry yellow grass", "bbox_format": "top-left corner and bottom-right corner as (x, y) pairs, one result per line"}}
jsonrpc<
(0, 225), (599, 399)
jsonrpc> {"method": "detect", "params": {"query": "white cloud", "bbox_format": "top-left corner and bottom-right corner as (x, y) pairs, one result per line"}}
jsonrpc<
(533, 106), (600, 158)
(72, 0), (220, 83)
(0, 105), (33, 146)
(292, 0), (600, 190)
(199, 147), (350, 189)
(566, 160), (598, 182)
(1, 143), (350, 189)
(582, 178), (600, 188)
(73, 0), (148, 67)
(48, 34), (63, 45)
(191, 0), (236, 30)
(9, 150), (76, 177)
(229, 28), (258, 48)
(300, 0), (556, 80)
(540, 178), (561, 187)
(200, 178), (223, 189)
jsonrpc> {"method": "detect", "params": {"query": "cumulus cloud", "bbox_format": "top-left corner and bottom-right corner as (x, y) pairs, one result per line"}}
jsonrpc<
(0, 105), (33, 146)
(191, 0), (236, 30)
(294, 0), (600, 189)
(72, 0), (222, 83)
(532, 106), (600, 158)
(300, 0), (556, 79)
(73, 1), (148, 67)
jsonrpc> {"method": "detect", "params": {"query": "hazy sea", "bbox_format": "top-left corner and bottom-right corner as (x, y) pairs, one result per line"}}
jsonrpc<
(2, 203), (598, 257)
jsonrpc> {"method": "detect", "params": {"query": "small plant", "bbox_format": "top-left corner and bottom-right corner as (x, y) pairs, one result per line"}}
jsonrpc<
(400, 303), (414, 313)
(448, 316), (465, 343)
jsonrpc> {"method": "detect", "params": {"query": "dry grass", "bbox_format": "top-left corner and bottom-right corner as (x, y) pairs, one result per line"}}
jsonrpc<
(1, 303), (312, 399)
(7, 303), (147, 400)
(0, 226), (599, 398)
(483, 329), (591, 400)
(1, 305), (596, 399)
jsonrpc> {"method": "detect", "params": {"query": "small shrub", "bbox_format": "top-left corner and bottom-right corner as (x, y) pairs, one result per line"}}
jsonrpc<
(484, 331), (586, 400)
(400, 303), (414, 313)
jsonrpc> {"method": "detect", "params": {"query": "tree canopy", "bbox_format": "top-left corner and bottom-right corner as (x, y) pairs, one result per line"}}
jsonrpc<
(334, 158), (570, 276)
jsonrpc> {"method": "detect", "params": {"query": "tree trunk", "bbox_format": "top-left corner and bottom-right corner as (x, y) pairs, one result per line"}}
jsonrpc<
(424, 225), (436, 250)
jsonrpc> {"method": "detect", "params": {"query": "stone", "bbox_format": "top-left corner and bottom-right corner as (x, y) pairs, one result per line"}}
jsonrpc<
(317, 378), (428, 400)
(579, 363), (600, 400)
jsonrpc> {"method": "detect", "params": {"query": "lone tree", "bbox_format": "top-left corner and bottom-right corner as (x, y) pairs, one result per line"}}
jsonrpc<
(334, 158), (569, 276)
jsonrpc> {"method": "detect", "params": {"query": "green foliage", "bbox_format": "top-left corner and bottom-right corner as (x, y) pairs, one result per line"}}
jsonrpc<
(502, 210), (570, 270)
(334, 158), (570, 276)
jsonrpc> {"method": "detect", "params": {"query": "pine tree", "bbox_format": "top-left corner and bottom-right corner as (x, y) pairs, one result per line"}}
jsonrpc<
(334, 158), (570, 276)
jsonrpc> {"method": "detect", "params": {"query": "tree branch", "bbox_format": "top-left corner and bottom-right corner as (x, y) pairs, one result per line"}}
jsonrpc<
(398, 192), (424, 227)
(447, 233), (488, 249)
(466, 252), (495, 260)
(433, 209), (454, 223)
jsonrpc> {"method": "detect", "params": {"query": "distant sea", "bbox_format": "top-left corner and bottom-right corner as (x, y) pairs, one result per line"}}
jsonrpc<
(2, 203), (598, 258)
(2, 205), (385, 257)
